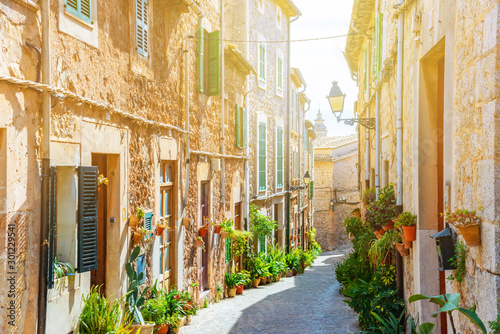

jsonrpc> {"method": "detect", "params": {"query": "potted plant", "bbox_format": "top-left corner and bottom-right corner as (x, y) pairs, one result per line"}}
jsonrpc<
(225, 273), (240, 298)
(245, 256), (269, 288)
(129, 206), (145, 229)
(352, 207), (361, 218)
(53, 256), (75, 280)
(133, 227), (152, 246)
(365, 184), (396, 237)
(392, 232), (409, 257)
(182, 216), (192, 227)
(199, 224), (208, 238)
(195, 237), (205, 251)
(156, 219), (168, 236)
(126, 247), (155, 334)
(219, 218), (234, 238)
(368, 229), (397, 265)
(142, 297), (169, 334)
(443, 208), (481, 247)
(234, 271), (250, 295)
(394, 212), (417, 242)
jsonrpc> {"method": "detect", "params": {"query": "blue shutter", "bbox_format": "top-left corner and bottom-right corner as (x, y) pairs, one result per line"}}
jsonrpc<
(77, 166), (98, 273)
(136, 0), (149, 57)
(137, 254), (146, 285)
(65, 0), (92, 24)
(144, 212), (153, 240)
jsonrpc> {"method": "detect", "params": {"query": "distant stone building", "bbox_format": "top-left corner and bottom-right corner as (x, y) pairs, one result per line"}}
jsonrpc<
(313, 134), (358, 251)
(313, 109), (328, 138)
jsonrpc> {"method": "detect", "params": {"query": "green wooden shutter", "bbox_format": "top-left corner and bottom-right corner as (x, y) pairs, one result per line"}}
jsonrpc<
(144, 212), (153, 240)
(207, 30), (220, 96)
(241, 108), (246, 147)
(277, 127), (283, 188)
(258, 122), (266, 191)
(47, 167), (57, 289)
(259, 235), (266, 253)
(77, 166), (98, 273)
(371, 17), (378, 80)
(277, 57), (283, 90)
(235, 104), (240, 147)
(309, 181), (314, 199)
(65, 0), (92, 24)
(198, 26), (205, 93)
(259, 43), (265, 81)
(136, 0), (148, 57)
(225, 238), (231, 263)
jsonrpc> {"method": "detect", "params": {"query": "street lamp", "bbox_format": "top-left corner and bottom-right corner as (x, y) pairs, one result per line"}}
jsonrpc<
(303, 171), (311, 185)
(326, 81), (375, 129)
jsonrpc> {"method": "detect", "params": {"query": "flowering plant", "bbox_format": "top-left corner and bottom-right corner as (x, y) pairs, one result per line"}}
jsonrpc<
(442, 208), (481, 227)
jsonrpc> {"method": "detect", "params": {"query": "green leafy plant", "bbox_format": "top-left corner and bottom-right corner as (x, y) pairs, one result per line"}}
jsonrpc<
(394, 212), (417, 229)
(362, 309), (407, 334)
(363, 187), (376, 204)
(334, 251), (373, 291)
(488, 300), (500, 333)
(408, 316), (436, 334)
(408, 293), (487, 334)
(365, 184), (396, 231)
(136, 207), (145, 220)
(447, 241), (467, 283)
(142, 297), (167, 326)
(225, 271), (249, 290)
(368, 229), (398, 264)
(79, 286), (131, 334)
(220, 218), (235, 234)
(215, 284), (223, 302)
(249, 204), (277, 240)
(53, 256), (75, 280)
(245, 255), (270, 280)
(125, 246), (150, 325)
(230, 230), (252, 257)
(442, 208), (482, 227)
(203, 298), (208, 308)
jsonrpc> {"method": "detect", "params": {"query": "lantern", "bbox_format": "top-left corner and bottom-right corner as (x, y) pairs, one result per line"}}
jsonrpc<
(431, 225), (456, 271)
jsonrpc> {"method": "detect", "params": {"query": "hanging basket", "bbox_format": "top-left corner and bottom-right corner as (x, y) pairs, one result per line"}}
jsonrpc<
(458, 224), (481, 247)
(199, 227), (208, 238)
(402, 225), (416, 241)
(395, 243), (409, 257)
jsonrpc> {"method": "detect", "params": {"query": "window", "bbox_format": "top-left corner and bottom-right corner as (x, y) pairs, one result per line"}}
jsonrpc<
(199, 27), (221, 95)
(65, 0), (92, 24)
(258, 0), (264, 13)
(276, 56), (283, 94)
(276, 127), (283, 188)
(235, 105), (246, 148)
(158, 161), (175, 288)
(258, 122), (266, 191)
(258, 43), (266, 84)
(276, 6), (282, 28)
(372, 12), (383, 80)
(136, 0), (149, 57)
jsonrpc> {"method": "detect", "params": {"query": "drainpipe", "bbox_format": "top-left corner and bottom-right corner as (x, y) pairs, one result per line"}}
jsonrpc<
(221, 0), (225, 208)
(375, 90), (380, 199)
(396, 0), (404, 209)
(183, 0), (205, 206)
(365, 124), (370, 189)
(37, 0), (51, 332)
(286, 13), (300, 253)
(297, 85), (306, 249)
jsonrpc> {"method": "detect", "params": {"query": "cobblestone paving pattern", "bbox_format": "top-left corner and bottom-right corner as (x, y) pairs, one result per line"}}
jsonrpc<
(179, 250), (360, 334)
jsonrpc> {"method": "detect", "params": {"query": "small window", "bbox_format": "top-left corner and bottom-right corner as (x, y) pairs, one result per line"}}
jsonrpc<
(65, 0), (92, 24)
(258, 43), (266, 84)
(136, 0), (149, 57)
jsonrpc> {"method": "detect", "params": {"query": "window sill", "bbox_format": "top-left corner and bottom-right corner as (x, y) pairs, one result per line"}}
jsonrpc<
(276, 90), (283, 98)
(65, 10), (94, 29)
(258, 80), (266, 90)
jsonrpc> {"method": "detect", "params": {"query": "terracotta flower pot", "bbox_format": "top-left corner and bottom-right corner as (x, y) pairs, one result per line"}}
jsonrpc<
(199, 227), (208, 237)
(292, 269), (297, 276)
(129, 215), (140, 228)
(182, 217), (191, 227)
(228, 287), (237, 297)
(252, 277), (261, 288)
(402, 225), (416, 241)
(286, 269), (293, 277)
(133, 232), (143, 246)
(383, 221), (394, 231)
(214, 225), (222, 234)
(353, 210), (361, 218)
(260, 277), (267, 285)
(401, 233), (412, 249)
(236, 285), (244, 294)
(458, 224), (481, 247)
(195, 239), (204, 247)
(156, 225), (166, 236)
(395, 243), (409, 257)
(156, 323), (169, 334)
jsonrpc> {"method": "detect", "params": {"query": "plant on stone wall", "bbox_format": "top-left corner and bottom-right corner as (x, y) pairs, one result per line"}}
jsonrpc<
(249, 204), (277, 240)
(447, 241), (467, 283)
(125, 246), (150, 325)
(442, 208), (481, 227)
(489, 300), (500, 333)
(409, 293), (487, 334)
(365, 184), (396, 231)
(363, 187), (376, 204)
(368, 229), (398, 265)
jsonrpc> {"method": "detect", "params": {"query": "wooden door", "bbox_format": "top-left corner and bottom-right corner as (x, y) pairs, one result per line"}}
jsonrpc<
(200, 182), (209, 292)
(91, 154), (107, 294)
(159, 161), (175, 289)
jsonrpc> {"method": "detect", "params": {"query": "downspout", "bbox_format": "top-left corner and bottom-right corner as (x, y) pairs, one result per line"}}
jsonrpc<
(297, 85), (306, 250)
(365, 125), (370, 189)
(221, 0), (225, 207)
(286, 13), (300, 253)
(375, 90), (380, 199)
(243, 0), (251, 230)
(183, 0), (205, 206)
(37, 0), (50, 332)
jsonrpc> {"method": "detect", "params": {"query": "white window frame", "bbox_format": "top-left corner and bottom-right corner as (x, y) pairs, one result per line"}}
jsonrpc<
(275, 120), (284, 189)
(258, 36), (267, 89)
(276, 51), (284, 97)
(58, 0), (98, 47)
(257, 114), (267, 192)
(258, 0), (265, 14)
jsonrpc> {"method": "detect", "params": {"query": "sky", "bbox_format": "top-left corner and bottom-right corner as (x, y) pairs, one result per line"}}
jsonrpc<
(291, 0), (357, 137)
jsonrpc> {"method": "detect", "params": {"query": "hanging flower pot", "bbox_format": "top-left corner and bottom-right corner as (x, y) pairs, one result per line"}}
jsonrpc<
(383, 221), (394, 231)
(132, 232), (143, 246)
(402, 225), (416, 241)
(352, 208), (361, 218)
(156, 225), (166, 236)
(374, 228), (385, 239)
(228, 287), (237, 298)
(236, 285), (244, 294)
(195, 239), (204, 248)
(129, 215), (140, 229)
(182, 217), (191, 227)
(458, 223), (480, 247)
(401, 233), (412, 249)
(395, 243), (409, 257)
(214, 225), (222, 234)
(199, 226), (208, 237)
(252, 277), (261, 288)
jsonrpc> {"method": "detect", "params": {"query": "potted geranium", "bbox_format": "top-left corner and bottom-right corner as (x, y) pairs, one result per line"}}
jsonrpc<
(443, 208), (481, 247)
(395, 212), (417, 243)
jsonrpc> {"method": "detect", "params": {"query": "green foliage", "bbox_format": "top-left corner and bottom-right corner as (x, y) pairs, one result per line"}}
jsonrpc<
(142, 298), (167, 326)
(362, 309), (407, 334)
(249, 204), (277, 239)
(409, 293), (487, 334)
(408, 316), (436, 334)
(334, 251), (373, 290)
(394, 212), (417, 229)
(225, 272), (249, 289)
(365, 184), (396, 231)
(368, 229), (398, 264)
(230, 229), (252, 257)
(136, 207), (145, 220)
(488, 300), (500, 333)
(285, 250), (301, 272)
(203, 298), (208, 308)
(53, 256), (75, 280)
(442, 207), (482, 227)
(306, 228), (322, 255)
(363, 187), (376, 204)
(79, 286), (131, 334)
(447, 241), (467, 283)
(263, 246), (287, 278)
(245, 255), (270, 280)
(125, 247), (150, 325)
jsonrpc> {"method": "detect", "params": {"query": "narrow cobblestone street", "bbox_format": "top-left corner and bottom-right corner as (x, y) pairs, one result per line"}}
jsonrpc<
(179, 251), (359, 334)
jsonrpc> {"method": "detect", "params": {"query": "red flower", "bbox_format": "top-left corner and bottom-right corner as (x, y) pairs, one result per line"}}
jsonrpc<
(175, 294), (180, 300)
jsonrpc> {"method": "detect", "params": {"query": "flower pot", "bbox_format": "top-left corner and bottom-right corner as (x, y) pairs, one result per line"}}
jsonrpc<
(395, 243), (409, 257)
(252, 277), (261, 288)
(130, 322), (156, 334)
(458, 224), (481, 247)
(214, 225), (222, 234)
(199, 227), (208, 237)
(383, 221), (394, 231)
(221, 230), (228, 238)
(286, 269), (293, 277)
(182, 217), (191, 227)
(195, 239), (204, 248)
(236, 285), (244, 294)
(292, 269), (297, 276)
(260, 277), (267, 285)
(129, 215), (140, 228)
(402, 225), (416, 241)
(133, 232), (143, 246)
(401, 233), (412, 249)
(156, 225), (166, 236)
(353, 210), (361, 218)
(156, 323), (169, 334)
(228, 287), (237, 297)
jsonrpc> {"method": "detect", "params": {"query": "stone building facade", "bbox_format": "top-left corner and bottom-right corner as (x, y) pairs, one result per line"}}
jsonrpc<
(345, 0), (500, 331)
(313, 134), (359, 251)
(0, 0), (312, 333)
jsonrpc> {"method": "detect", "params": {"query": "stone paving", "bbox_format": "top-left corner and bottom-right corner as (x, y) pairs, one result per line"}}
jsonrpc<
(179, 250), (360, 334)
